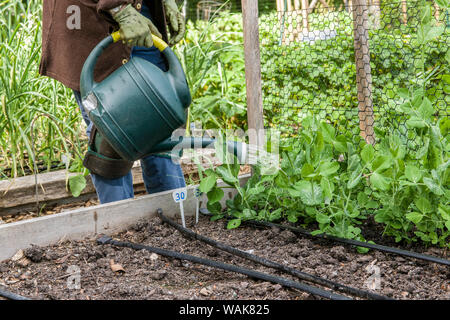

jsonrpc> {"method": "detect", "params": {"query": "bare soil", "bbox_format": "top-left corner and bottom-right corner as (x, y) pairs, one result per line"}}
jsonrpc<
(0, 214), (448, 300)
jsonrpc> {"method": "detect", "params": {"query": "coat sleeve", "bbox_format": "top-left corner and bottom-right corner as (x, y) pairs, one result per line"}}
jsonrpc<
(73, 0), (133, 16)
(73, 0), (134, 25)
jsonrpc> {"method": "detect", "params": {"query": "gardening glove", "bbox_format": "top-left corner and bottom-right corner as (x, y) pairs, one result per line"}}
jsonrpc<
(163, 0), (186, 45)
(111, 4), (162, 48)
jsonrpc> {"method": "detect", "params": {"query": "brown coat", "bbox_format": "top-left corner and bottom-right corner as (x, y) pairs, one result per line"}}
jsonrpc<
(39, 0), (168, 91)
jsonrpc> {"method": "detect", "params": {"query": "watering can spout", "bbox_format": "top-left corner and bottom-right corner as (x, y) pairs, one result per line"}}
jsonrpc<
(150, 137), (248, 164)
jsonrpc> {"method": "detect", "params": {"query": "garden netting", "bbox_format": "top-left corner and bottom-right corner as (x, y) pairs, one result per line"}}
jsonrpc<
(183, 0), (449, 151)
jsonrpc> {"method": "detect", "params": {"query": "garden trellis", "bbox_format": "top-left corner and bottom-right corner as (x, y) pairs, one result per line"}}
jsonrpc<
(184, 0), (449, 150)
(258, 0), (448, 149)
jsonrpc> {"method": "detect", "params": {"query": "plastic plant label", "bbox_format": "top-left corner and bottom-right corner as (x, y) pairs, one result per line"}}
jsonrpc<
(194, 187), (203, 198)
(172, 188), (188, 228)
(172, 188), (188, 203)
(193, 187), (203, 224)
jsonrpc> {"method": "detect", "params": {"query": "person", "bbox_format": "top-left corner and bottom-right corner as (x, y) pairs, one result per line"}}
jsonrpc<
(39, 0), (187, 204)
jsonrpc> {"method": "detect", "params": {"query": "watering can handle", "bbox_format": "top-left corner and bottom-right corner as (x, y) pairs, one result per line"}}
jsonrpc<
(111, 31), (168, 51)
(80, 32), (181, 97)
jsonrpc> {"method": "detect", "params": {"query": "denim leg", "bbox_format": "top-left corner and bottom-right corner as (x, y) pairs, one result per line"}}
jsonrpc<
(74, 90), (134, 204)
(140, 155), (186, 194)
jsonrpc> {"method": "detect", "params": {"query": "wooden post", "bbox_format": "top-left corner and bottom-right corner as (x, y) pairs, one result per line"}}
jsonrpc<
(402, 1), (408, 25)
(241, 0), (265, 151)
(352, 0), (376, 145)
(301, 0), (309, 31)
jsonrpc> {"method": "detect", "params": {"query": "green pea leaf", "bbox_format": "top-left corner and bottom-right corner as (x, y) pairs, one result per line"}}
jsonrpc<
(287, 211), (299, 223)
(316, 213), (331, 224)
(207, 187), (224, 204)
(320, 122), (335, 143)
(207, 201), (222, 214)
(397, 88), (409, 99)
(406, 212), (424, 224)
(311, 230), (324, 236)
(269, 208), (282, 222)
(407, 116), (427, 128)
(321, 177), (334, 201)
(372, 155), (392, 173)
(414, 196), (432, 214)
(291, 180), (323, 206)
(423, 177), (444, 195)
(318, 161), (340, 177)
(69, 175), (87, 198)
(361, 144), (375, 164)
(301, 163), (315, 179)
(227, 218), (241, 229)
(370, 172), (391, 191)
(405, 165), (422, 183)
(199, 173), (217, 193)
(334, 135), (348, 153)
(357, 192), (368, 207)
(419, 97), (434, 120)
(216, 165), (239, 186)
(347, 170), (362, 189)
(210, 214), (224, 222)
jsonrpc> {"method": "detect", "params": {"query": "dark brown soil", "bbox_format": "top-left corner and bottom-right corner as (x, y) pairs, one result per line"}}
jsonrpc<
(0, 214), (448, 300)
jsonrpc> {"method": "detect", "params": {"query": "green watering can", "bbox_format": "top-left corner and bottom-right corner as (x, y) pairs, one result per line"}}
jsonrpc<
(80, 32), (245, 162)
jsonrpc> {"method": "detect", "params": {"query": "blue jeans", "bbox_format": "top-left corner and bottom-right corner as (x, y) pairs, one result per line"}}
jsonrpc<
(73, 3), (185, 204)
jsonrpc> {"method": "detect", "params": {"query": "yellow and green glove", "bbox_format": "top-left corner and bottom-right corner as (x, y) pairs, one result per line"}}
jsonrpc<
(163, 0), (186, 45)
(111, 4), (162, 48)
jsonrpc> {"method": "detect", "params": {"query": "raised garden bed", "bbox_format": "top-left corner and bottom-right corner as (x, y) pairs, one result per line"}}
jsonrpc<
(0, 212), (448, 300)
(0, 169), (448, 301)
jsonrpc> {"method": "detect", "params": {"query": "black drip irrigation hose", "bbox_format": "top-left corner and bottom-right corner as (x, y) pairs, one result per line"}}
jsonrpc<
(0, 286), (32, 300)
(200, 209), (450, 267)
(157, 209), (392, 300)
(96, 236), (351, 300)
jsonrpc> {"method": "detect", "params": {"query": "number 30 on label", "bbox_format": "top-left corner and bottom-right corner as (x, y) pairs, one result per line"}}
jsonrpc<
(172, 188), (188, 203)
